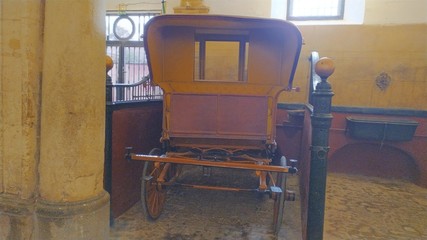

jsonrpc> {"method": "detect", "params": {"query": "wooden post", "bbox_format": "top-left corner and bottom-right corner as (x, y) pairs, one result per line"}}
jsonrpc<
(307, 57), (335, 240)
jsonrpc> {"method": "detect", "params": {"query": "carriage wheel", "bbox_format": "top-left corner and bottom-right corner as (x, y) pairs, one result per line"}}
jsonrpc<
(273, 172), (286, 235)
(141, 148), (167, 220)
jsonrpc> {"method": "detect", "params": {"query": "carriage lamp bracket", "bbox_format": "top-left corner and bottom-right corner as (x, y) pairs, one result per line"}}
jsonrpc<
(285, 86), (301, 92)
(291, 86), (301, 92)
(288, 159), (298, 174)
(125, 147), (133, 161)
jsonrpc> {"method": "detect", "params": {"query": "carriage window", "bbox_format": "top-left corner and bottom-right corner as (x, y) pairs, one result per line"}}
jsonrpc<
(194, 34), (248, 82)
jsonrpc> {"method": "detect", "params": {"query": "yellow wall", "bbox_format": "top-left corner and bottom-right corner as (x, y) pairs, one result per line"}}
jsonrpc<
(107, 0), (427, 24)
(364, 0), (427, 25)
(105, 0), (427, 110)
(282, 24), (427, 110)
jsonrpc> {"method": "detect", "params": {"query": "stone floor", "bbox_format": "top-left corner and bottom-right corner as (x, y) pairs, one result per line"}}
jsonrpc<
(110, 166), (427, 240)
(324, 173), (427, 240)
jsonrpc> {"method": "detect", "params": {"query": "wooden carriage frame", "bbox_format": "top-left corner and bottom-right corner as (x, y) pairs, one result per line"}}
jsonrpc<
(127, 14), (302, 235)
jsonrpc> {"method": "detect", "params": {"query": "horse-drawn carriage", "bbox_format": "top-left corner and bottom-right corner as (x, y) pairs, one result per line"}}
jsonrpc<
(127, 14), (302, 235)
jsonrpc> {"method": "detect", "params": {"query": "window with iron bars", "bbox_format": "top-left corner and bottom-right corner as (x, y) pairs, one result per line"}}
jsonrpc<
(106, 11), (163, 102)
(287, 0), (345, 21)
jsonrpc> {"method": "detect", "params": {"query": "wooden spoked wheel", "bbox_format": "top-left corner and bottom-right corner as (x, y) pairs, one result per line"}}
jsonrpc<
(141, 148), (168, 220)
(273, 172), (286, 235)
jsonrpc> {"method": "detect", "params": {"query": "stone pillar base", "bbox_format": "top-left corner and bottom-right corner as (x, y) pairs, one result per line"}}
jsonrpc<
(0, 191), (110, 240)
(0, 194), (35, 240)
(35, 191), (110, 240)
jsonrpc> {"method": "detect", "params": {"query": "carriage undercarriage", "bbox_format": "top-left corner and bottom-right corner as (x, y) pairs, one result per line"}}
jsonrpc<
(127, 145), (298, 235)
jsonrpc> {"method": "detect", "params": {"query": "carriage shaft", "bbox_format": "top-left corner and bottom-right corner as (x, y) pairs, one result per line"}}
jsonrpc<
(130, 153), (296, 173)
(178, 183), (259, 192)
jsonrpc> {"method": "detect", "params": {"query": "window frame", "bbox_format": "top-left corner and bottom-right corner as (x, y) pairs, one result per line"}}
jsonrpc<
(286, 0), (346, 21)
(194, 33), (249, 82)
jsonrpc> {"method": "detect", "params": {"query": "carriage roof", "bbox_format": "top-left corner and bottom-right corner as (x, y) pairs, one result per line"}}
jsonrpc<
(144, 14), (302, 97)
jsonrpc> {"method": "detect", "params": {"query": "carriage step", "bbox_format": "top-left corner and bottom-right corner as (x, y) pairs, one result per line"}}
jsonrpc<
(270, 187), (296, 201)
(270, 186), (282, 194)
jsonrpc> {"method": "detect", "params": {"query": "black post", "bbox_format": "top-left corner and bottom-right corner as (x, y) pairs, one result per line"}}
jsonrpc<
(307, 57), (335, 240)
(117, 45), (125, 101)
(105, 56), (114, 224)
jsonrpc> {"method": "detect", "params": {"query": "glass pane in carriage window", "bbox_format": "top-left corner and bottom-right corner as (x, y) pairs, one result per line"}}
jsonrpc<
(194, 38), (248, 82)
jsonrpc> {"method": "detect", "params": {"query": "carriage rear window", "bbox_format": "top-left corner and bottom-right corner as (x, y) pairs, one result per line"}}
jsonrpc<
(194, 33), (248, 82)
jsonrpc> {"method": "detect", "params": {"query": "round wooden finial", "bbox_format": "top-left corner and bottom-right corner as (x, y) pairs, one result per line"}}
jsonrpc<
(106, 55), (114, 72)
(315, 57), (335, 79)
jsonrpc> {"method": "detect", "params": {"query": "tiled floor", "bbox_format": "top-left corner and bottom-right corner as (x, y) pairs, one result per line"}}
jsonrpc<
(110, 166), (427, 240)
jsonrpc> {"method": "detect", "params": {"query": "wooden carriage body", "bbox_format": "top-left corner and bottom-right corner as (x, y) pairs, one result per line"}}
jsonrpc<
(144, 15), (302, 152)
(130, 15), (303, 235)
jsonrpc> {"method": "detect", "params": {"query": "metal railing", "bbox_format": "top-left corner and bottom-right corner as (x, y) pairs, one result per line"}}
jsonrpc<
(106, 11), (162, 103)
(109, 75), (163, 103)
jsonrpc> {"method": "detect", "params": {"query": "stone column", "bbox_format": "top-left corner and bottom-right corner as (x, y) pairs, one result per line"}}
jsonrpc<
(36, 0), (109, 239)
(0, 1), (44, 239)
(1, 1), (109, 239)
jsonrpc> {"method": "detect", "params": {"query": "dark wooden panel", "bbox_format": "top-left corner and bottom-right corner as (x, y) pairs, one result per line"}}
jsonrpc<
(110, 102), (163, 218)
(217, 95), (267, 137)
(170, 94), (217, 135)
(169, 94), (268, 140)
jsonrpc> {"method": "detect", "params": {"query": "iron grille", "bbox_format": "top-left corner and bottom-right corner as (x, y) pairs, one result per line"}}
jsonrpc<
(106, 11), (163, 102)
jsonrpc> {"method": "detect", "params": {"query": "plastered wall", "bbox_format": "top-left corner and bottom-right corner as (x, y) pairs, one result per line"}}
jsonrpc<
(284, 24), (427, 110)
